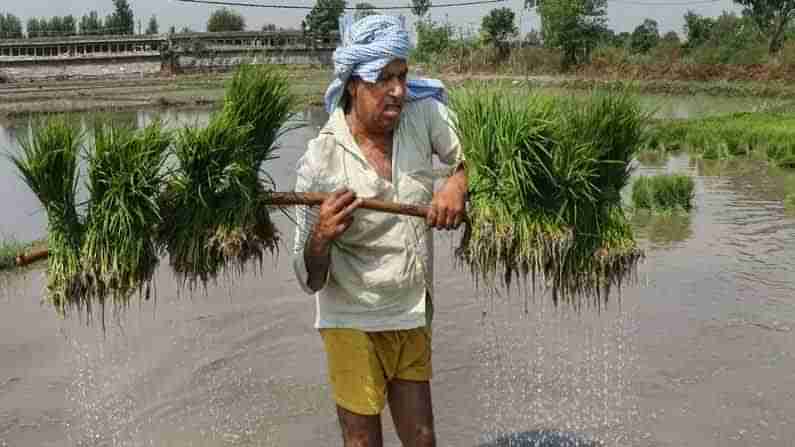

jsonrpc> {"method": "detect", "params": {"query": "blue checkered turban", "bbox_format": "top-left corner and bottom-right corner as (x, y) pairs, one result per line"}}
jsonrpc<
(323, 14), (447, 113)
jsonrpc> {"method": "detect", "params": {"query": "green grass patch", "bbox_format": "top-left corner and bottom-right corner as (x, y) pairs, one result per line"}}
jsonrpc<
(451, 85), (647, 307)
(647, 112), (795, 167)
(0, 238), (26, 271)
(785, 193), (795, 213)
(631, 174), (695, 212)
(0, 238), (47, 271)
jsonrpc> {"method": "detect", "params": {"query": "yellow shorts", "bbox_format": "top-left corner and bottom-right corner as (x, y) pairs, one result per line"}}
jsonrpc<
(319, 326), (433, 416)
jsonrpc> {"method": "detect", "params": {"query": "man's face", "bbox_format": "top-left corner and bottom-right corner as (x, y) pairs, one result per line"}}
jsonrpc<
(348, 59), (408, 133)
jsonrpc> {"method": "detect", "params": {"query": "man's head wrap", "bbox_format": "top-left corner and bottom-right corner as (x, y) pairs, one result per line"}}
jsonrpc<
(323, 14), (447, 113)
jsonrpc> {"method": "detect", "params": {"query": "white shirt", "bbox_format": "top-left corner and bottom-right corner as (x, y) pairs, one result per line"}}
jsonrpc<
(291, 97), (464, 331)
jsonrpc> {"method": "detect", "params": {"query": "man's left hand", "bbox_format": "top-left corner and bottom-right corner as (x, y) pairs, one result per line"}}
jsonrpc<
(427, 165), (467, 230)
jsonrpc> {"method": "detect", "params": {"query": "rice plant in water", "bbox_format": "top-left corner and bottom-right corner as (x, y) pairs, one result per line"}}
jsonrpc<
(81, 120), (170, 317)
(158, 64), (295, 290)
(649, 112), (795, 168)
(8, 117), (85, 314)
(451, 86), (647, 307)
(785, 193), (795, 213)
(631, 174), (695, 212)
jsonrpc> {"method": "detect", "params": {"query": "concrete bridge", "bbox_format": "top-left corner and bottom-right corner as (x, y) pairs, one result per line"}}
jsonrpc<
(0, 31), (339, 81)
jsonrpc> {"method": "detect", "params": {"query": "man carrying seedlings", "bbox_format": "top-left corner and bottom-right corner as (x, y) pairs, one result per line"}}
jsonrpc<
(291, 14), (467, 447)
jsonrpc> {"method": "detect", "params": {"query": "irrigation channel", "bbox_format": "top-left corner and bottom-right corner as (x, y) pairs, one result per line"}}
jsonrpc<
(1, 92), (795, 446)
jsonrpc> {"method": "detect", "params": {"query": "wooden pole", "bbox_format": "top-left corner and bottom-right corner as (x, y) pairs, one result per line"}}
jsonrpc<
(14, 192), (435, 267)
(15, 247), (49, 267)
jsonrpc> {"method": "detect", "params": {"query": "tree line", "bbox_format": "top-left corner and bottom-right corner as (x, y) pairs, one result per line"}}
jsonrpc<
(0, 0), (148, 38)
(4, 0), (792, 67)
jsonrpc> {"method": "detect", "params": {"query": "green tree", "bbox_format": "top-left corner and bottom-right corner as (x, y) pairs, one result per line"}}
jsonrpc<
(482, 7), (518, 54)
(355, 2), (378, 20)
(62, 15), (77, 36)
(207, 7), (246, 32)
(414, 20), (453, 61)
(630, 18), (659, 53)
(0, 13), (24, 38)
(303, 0), (346, 36)
(146, 15), (159, 34)
(661, 30), (680, 45)
(683, 10), (714, 50)
(411, 0), (432, 18)
(538, 0), (608, 69)
(734, 0), (795, 53)
(262, 23), (277, 31)
(50, 16), (63, 35)
(80, 11), (103, 35)
(105, 0), (134, 34)
(27, 18), (41, 38)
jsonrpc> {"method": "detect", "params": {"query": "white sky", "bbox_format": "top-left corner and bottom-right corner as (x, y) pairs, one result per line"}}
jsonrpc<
(1, 0), (741, 36)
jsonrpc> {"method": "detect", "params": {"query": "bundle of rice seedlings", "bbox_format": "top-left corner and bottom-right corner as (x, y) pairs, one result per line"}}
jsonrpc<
(222, 63), (297, 157)
(158, 64), (294, 290)
(81, 120), (170, 316)
(8, 117), (85, 314)
(631, 174), (695, 212)
(451, 86), (646, 307)
(158, 116), (267, 288)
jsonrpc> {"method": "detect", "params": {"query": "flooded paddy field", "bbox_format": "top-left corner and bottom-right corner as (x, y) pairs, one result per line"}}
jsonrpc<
(1, 94), (794, 446)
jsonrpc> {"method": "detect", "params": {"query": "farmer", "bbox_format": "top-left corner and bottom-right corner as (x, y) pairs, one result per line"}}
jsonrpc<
(291, 14), (467, 447)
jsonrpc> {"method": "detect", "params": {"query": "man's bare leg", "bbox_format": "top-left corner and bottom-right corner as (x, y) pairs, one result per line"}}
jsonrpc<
(387, 379), (436, 447)
(337, 405), (383, 447)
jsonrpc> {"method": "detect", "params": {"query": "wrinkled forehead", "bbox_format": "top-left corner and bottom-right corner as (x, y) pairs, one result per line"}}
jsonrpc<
(379, 58), (408, 78)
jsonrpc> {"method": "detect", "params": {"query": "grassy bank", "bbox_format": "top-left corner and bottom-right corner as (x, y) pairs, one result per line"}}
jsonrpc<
(8, 65), (795, 119)
(0, 238), (44, 271)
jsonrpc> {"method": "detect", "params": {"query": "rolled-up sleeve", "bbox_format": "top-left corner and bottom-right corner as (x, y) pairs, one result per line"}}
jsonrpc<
(291, 152), (326, 295)
(427, 99), (465, 167)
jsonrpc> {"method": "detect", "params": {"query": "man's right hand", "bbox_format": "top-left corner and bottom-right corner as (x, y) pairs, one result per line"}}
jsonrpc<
(309, 188), (363, 251)
(304, 188), (362, 292)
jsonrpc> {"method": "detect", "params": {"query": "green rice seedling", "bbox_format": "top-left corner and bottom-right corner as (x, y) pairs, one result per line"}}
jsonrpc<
(223, 64), (296, 149)
(631, 174), (695, 212)
(158, 113), (277, 290)
(158, 64), (294, 290)
(451, 86), (646, 307)
(81, 120), (170, 317)
(631, 177), (655, 210)
(785, 193), (795, 213)
(767, 140), (795, 169)
(8, 117), (85, 314)
(650, 111), (795, 166)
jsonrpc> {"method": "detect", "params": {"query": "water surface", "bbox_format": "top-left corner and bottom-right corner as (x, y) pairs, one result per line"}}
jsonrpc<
(1, 101), (794, 447)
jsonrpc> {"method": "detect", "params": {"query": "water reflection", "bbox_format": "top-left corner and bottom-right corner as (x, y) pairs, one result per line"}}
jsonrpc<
(632, 211), (694, 247)
(2, 105), (795, 446)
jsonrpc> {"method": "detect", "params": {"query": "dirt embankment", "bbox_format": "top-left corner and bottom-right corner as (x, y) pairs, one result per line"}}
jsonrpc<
(0, 69), (332, 118)
(7, 64), (795, 119)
